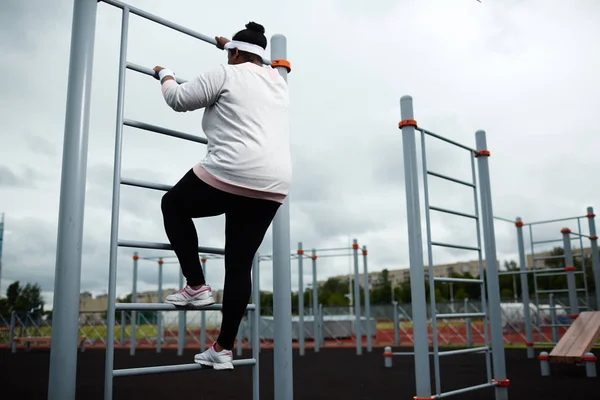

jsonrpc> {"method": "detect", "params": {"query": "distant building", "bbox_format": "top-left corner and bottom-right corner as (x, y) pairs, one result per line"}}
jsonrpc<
(319, 246), (597, 288)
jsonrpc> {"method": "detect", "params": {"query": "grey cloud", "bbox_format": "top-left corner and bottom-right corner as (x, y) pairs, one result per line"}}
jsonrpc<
(25, 135), (58, 157)
(0, 166), (38, 188)
(1, 0), (599, 303)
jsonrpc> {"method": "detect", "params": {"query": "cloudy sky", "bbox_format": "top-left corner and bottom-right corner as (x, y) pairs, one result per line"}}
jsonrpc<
(1, 0), (598, 309)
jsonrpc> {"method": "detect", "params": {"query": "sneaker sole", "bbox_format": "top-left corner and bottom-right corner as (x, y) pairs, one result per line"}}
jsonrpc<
(165, 297), (216, 307)
(195, 359), (234, 370)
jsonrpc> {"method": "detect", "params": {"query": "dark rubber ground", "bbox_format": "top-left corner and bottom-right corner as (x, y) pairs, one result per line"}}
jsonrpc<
(1, 347), (598, 399)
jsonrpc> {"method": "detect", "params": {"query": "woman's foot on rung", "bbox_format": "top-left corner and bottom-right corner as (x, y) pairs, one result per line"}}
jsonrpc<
(164, 284), (215, 307)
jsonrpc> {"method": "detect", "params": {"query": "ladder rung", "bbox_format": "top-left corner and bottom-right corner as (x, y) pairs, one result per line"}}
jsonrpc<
(124, 119), (208, 144)
(429, 205), (478, 220)
(434, 277), (483, 284)
(436, 312), (485, 319)
(431, 241), (480, 252)
(121, 177), (172, 192)
(115, 302), (256, 311)
(127, 62), (188, 84)
(426, 170), (475, 188)
(113, 358), (256, 377)
(118, 239), (225, 255)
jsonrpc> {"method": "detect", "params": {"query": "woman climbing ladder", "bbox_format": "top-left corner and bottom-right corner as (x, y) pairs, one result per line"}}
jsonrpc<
(153, 21), (292, 369)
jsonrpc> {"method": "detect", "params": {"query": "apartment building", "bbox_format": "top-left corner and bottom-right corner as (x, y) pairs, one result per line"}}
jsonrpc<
(321, 246), (597, 288)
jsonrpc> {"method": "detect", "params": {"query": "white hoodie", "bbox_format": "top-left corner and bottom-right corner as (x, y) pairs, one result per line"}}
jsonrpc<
(161, 62), (291, 199)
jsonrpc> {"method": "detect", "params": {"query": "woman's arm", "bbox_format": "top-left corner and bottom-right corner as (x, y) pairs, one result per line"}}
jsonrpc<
(153, 65), (227, 112)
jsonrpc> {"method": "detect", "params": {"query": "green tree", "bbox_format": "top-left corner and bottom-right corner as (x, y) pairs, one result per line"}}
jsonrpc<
(1, 281), (44, 318)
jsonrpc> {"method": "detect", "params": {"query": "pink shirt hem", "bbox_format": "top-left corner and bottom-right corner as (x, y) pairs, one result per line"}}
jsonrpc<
(193, 164), (286, 204)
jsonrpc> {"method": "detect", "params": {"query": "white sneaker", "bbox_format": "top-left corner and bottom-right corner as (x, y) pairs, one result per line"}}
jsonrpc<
(194, 342), (234, 370)
(164, 284), (215, 307)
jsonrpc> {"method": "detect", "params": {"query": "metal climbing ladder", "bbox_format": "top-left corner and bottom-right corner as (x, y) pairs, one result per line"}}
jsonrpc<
(47, 1), (293, 399)
(96, 1), (277, 399)
(399, 95), (509, 400)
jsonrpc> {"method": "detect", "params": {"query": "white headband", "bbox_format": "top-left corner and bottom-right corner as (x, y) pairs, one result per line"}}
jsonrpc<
(224, 40), (266, 59)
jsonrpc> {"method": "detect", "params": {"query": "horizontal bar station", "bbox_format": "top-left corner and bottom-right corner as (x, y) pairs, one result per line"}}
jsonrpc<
(118, 239), (226, 255)
(524, 216), (586, 226)
(113, 358), (256, 377)
(417, 127), (477, 153)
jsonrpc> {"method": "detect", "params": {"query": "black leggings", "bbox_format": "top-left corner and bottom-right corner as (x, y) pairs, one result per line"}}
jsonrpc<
(161, 169), (280, 350)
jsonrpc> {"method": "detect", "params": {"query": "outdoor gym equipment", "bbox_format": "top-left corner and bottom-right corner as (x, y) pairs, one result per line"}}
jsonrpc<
(495, 208), (600, 358)
(398, 95), (508, 400)
(47, 1), (293, 399)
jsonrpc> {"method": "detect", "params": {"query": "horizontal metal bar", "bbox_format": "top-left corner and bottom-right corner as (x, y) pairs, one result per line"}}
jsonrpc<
(533, 255), (565, 261)
(417, 127), (477, 153)
(539, 323), (571, 328)
(115, 303), (255, 311)
(568, 231), (589, 238)
(438, 347), (489, 357)
(314, 247), (352, 252)
(392, 347), (488, 357)
(100, 0), (272, 65)
(436, 312), (486, 319)
(532, 238), (563, 245)
(533, 237), (581, 245)
(127, 62), (188, 84)
(429, 205), (478, 220)
(124, 119), (208, 144)
(119, 240), (225, 255)
(537, 289), (570, 294)
(493, 216), (516, 224)
(524, 216), (585, 226)
(121, 177), (172, 192)
(314, 253), (353, 259)
(534, 267), (567, 273)
(434, 277), (484, 284)
(113, 358), (256, 377)
(436, 382), (497, 399)
(427, 170), (475, 188)
(497, 270), (529, 276)
(431, 241), (480, 252)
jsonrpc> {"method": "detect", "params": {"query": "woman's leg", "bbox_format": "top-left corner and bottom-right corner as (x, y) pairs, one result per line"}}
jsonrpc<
(161, 169), (227, 286)
(216, 197), (281, 350)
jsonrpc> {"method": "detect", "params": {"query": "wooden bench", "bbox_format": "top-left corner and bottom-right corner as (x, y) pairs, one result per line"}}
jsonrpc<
(549, 311), (600, 363)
